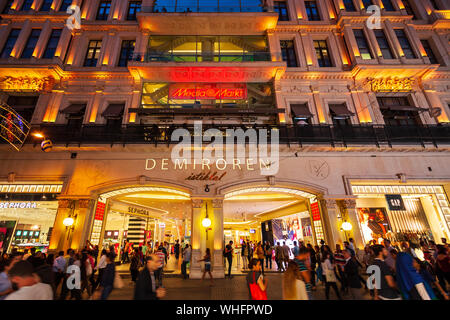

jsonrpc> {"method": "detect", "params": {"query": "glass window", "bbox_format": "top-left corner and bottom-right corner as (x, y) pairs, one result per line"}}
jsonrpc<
(354, 29), (373, 60)
(395, 29), (416, 59)
(59, 0), (72, 11)
(21, 29), (41, 59)
(280, 40), (298, 67)
(118, 40), (135, 67)
(40, 0), (53, 11)
(127, 1), (141, 20)
(21, 0), (33, 11)
(330, 104), (351, 126)
(402, 0), (416, 19)
(343, 0), (356, 12)
(428, 0), (440, 10)
(378, 97), (421, 126)
(361, 0), (373, 9)
(84, 40), (102, 67)
(2, 0), (14, 13)
(0, 29), (20, 59)
(43, 29), (62, 59)
(314, 40), (332, 67)
(96, 1), (111, 20)
(6, 96), (38, 123)
(374, 30), (394, 59)
(381, 0), (395, 11)
(274, 1), (289, 21)
(305, 1), (321, 21)
(420, 40), (439, 65)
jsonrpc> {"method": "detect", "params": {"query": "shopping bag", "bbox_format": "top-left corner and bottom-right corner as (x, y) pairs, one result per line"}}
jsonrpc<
(249, 272), (267, 300)
(325, 268), (337, 283)
(114, 272), (124, 289)
(295, 279), (309, 300)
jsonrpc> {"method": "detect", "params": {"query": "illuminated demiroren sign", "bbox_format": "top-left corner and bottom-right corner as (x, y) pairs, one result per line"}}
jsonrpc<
(369, 78), (414, 92)
(169, 84), (247, 100)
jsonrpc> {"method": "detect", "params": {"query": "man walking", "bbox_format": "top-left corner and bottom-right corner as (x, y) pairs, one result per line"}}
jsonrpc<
(224, 241), (234, 278)
(282, 241), (290, 270)
(370, 245), (401, 300)
(275, 242), (284, 272)
(134, 254), (167, 300)
(181, 244), (191, 279)
(174, 240), (180, 260)
(343, 249), (364, 300)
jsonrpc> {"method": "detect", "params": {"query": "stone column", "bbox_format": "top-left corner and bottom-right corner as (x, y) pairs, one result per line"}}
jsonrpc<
(0, 20), (12, 53)
(212, 198), (224, 278)
(54, 26), (72, 60)
(33, 19), (52, 59)
(320, 199), (343, 246)
(340, 199), (364, 249)
(189, 199), (204, 279)
(70, 199), (95, 250)
(49, 199), (74, 253)
(10, 19), (31, 58)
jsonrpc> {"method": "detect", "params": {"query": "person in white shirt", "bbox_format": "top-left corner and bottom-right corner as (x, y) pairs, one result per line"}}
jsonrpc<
(5, 260), (53, 300)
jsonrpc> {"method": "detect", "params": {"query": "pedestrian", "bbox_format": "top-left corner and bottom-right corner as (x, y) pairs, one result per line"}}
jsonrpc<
(96, 252), (115, 300)
(412, 258), (448, 300)
(383, 239), (395, 271)
(294, 247), (312, 300)
(241, 241), (248, 271)
(164, 241), (170, 264)
(343, 249), (364, 300)
(275, 242), (284, 272)
(264, 241), (273, 270)
(247, 258), (267, 300)
(283, 260), (308, 300)
(291, 241), (300, 257)
(307, 244), (317, 290)
(256, 242), (265, 274)
(282, 242), (290, 269)
(52, 251), (65, 292)
(334, 244), (346, 293)
(58, 249), (75, 300)
(370, 245), (401, 300)
(93, 249), (107, 291)
(134, 254), (167, 300)
(0, 256), (19, 299)
(198, 248), (213, 285)
(181, 244), (191, 279)
(321, 251), (341, 300)
(130, 248), (141, 283)
(435, 245), (450, 292)
(224, 241), (234, 278)
(155, 246), (165, 286)
(5, 260), (53, 300)
(174, 240), (180, 260)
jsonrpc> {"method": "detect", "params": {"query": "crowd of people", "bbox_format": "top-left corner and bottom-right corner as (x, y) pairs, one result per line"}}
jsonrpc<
(244, 237), (450, 300)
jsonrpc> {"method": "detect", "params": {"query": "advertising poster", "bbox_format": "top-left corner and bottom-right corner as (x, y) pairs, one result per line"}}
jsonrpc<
(357, 207), (392, 242)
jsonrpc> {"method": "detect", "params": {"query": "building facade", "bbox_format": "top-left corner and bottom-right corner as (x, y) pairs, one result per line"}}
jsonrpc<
(0, 0), (449, 278)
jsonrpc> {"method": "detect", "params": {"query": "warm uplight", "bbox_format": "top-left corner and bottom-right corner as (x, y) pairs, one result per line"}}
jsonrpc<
(32, 132), (44, 139)
(129, 113), (136, 123)
(342, 221), (352, 231)
(202, 217), (212, 228)
(63, 217), (74, 227)
(278, 113), (286, 123)
(31, 225), (39, 230)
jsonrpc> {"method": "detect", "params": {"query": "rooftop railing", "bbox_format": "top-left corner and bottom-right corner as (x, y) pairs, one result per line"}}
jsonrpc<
(131, 51), (273, 63)
(141, 4), (273, 13)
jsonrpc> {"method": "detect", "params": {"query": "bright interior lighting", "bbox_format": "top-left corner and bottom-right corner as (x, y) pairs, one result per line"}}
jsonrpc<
(32, 132), (44, 138)
(63, 217), (74, 227)
(342, 221), (352, 231)
(202, 217), (212, 228)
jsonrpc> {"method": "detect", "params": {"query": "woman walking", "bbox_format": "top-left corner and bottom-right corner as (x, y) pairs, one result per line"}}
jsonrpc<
(256, 242), (265, 274)
(130, 248), (141, 283)
(246, 258), (267, 300)
(283, 260), (308, 300)
(198, 248), (213, 285)
(241, 242), (248, 271)
(96, 253), (115, 300)
(321, 252), (342, 300)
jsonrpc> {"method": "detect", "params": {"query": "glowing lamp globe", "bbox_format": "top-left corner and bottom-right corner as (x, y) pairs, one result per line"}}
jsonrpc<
(202, 217), (211, 228)
(41, 139), (53, 152)
(342, 222), (352, 231)
(63, 217), (74, 227)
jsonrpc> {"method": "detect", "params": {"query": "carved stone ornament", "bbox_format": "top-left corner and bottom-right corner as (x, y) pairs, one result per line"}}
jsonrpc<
(1, 76), (55, 92)
(307, 160), (330, 180)
(212, 199), (223, 208)
(341, 199), (357, 209)
(58, 200), (72, 209)
(78, 199), (92, 209)
(321, 199), (337, 208)
(192, 199), (204, 208)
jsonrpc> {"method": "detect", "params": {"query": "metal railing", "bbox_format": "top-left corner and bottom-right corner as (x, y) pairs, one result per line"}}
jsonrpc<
(141, 5), (273, 13)
(131, 51), (273, 63)
(21, 124), (450, 147)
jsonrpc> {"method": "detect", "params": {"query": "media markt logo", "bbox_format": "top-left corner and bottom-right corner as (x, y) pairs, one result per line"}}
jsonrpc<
(165, 121), (280, 176)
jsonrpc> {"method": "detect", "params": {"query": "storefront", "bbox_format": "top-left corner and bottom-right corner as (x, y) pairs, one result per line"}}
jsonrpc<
(0, 183), (63, 253)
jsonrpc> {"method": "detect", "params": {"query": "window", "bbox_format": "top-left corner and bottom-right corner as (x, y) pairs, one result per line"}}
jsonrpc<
(280, 40), (298, 67)
(43, 29), (62, 59)
(354, 29), (373, 60)
(305, 1), (321, 21)
(274, 1), (289, 21)
(2, 0), (14, 13)
(40, 0), (53, 11)
(0, 29), (20, 59)
(21, 0), (33, 11)
(374, 30), (394, 59)
(6, 96), (38, 123)
(329, 104), (352, 126)
(96, 1), (111, 20)
(420, 40), (439, 65)
(343, 0), (356, 12)
(314, 40), (332, 67)
(402, 0), (416, 19)
(59, 0), (72, 11)
(118, 40), (135, 67)
(361, 0), (373, 9)
(378, 97), (422, 126)
(381, 0), (396, 11)
(395, 29), (416, 59)
(127, 1), (141, 20)
(428, 0), (440, 10)
(84, 40), (102, 67)
(21, 29), (41, 59)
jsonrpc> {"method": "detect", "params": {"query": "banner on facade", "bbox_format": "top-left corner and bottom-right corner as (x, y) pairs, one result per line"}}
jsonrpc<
(357, 207), (392, 243)
(385, 194), (406, 211)
(169, 83), (247, 100)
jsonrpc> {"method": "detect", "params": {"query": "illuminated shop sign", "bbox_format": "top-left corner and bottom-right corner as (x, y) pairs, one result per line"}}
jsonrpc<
(385, 194), (406, 211)
(369, 78), (414, 92)
(0, 202), (37, 209)
(169, 84), (247, 100)
(128, 207), (150, 215)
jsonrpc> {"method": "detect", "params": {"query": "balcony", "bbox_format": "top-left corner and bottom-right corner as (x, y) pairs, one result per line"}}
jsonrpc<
(137, 1), (278, 35)
(430, 10), (450, 28)
(22, 124), (450, 148)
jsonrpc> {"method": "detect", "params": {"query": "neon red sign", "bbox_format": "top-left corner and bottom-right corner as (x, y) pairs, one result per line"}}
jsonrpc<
(169, 84), (247, 100)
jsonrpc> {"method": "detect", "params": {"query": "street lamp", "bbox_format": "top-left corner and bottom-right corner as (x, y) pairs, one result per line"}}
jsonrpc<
(341, 221), (352, 231)
(63, 217), (74, 227)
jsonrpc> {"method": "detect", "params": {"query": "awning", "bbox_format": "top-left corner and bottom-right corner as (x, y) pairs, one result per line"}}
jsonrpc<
(102, 104), (125, 118)
(381, 105), (427, 112)
(329, 104), (355, 117)
(291, 104), (313, 118)
(61, 104), (86, 115)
